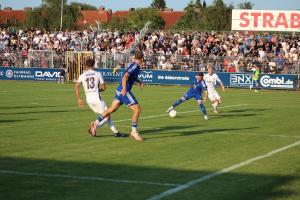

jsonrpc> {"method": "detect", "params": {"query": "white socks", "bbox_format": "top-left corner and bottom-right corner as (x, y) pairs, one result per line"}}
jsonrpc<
(107, 119), (119, 134)
(96, 117), (108, 128)
(95, 117), (119, 134)
(212, 102), (218, 110)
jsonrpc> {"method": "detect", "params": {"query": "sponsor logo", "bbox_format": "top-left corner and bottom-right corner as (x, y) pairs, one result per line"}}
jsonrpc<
(232, 10), (300, 32)
(157, 74), (190, 81)
(0, 71), (4, 76)
(260, 75), (294, 88)
(101, 71), (123, 78)
(35, 71), (60, 78)
(6, 70), (14, 78)
(230, 74), (252, 86)
(139, 71), (153, 82)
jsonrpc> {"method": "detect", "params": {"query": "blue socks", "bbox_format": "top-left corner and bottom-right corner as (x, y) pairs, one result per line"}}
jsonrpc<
(199, 104), (207, 115)
(97, 114), (104, 122)
(173, 98), (185, 108)
(132, 122), (138, 128)
(132, 122), (138, 132)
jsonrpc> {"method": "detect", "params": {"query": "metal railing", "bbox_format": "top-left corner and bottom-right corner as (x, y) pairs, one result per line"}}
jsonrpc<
(0, 50), (64, 68)
(1, 50), (299, 75)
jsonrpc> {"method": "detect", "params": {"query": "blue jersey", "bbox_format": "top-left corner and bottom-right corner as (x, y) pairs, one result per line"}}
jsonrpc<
(187, 78), (207, 95)
(117, 62), (140, 92)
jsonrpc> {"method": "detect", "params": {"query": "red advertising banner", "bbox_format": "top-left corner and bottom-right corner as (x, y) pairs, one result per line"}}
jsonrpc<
(232, 9), (300, 32)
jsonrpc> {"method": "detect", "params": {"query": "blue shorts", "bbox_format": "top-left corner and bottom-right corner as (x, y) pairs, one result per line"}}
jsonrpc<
(114, 90), (138, 106)
(183, 91), (202, 101)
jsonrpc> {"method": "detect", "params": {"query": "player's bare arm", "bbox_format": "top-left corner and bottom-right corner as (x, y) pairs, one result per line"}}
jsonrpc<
(221, 82), (225, 92)
(75, 82), (84, 108)
(203, 90), (208, 102)
(121, 72), (129, 96)
(99, 83), (106, 92)
(216, 75), (225, 92)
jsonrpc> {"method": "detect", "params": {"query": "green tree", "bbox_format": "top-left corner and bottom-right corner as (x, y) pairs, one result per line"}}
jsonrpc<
(173, 0), (233, 31)
(104, 16), (130, 31)
(151, 0), (166, 10)
(173, 0), (204, 30)
(128, 8), (165, 30)
(206, 0), (233, 31)
(70, 2), (97, 10)
(238, 2), (254, 9)
(195, 0), (202, 8)
(203, 0), (207, 8)
(24, 0), (81, 30)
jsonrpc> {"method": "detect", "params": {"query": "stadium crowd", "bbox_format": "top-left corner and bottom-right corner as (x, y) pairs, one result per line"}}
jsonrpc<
(0, 28), (299, 73)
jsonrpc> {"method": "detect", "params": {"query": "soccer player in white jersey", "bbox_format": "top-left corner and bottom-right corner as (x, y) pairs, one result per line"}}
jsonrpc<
(75, 59), (124, 138)
(203, 65), (225, 113)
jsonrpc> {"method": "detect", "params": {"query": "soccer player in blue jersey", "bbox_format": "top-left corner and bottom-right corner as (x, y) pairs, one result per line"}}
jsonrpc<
(167, 72), (209, 120)
(92, 51), (144, 141)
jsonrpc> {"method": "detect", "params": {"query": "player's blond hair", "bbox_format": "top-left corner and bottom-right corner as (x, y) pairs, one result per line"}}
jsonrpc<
(135, 51), (143, 60)
(207, 64), (214, 70)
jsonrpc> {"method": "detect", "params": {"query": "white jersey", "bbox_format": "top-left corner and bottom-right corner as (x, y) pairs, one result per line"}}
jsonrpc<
(204, 73), (222, 91)
(204, 73), (222, 101)
(77, 69), (107, 114)
(77, 69), (104, 98)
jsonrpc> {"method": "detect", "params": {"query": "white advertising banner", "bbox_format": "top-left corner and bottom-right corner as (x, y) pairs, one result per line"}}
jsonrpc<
(232, 9), (300, 32)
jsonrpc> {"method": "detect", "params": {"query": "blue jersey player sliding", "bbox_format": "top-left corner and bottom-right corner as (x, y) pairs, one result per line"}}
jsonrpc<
(91, 51), (144, 141)
(167, 72), (209, 120)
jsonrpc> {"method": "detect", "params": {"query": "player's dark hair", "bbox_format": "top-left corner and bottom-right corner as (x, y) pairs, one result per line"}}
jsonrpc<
(198, 72), (204, 76)
(86, 59), (95, 68)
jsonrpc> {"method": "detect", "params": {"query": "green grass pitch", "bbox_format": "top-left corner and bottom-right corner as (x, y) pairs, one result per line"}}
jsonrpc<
(0, 81), (299, 200)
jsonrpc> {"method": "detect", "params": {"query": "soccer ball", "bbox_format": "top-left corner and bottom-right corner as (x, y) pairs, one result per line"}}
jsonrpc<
(169, 110), (177, 118)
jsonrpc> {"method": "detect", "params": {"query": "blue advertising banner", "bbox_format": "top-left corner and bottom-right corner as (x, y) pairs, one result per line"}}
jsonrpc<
(96, 69), (196, 85)
(96, 69), (297, 90)
(224, 72), (296, 89)
(0, 67), (63, 81)
(0, 67), (297, 89)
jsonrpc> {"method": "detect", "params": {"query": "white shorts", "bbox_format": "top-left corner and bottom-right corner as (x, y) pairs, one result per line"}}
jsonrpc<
(86, 95), (107, 114)
(208, 89), (221, 101)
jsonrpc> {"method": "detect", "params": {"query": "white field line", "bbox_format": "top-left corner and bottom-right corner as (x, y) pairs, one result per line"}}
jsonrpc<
(147, 140), (300, 200)
(0, 105), (245, 188)
(114, 104), (248, 123)
(0, 170), (180, 187)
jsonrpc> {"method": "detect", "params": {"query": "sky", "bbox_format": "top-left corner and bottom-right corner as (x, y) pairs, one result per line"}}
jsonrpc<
(0, 0), (299, 11)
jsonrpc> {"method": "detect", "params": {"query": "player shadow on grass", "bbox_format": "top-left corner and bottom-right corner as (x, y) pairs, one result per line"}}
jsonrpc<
(143, 126), (258, 140)
(209, 108), (271, 119)
(183, 112), (261, 119)
(226, 108), (270, 113)
(0, 109), (87, 115)
(211, 113), (261, 118)
(0, 119), (38, 124)
(93, 134), (129, 138)
(91, 125), (201, 139)
(0, 105), (77, 110)
(141, 125), (201, 135)
(0, 156), (298, 200)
